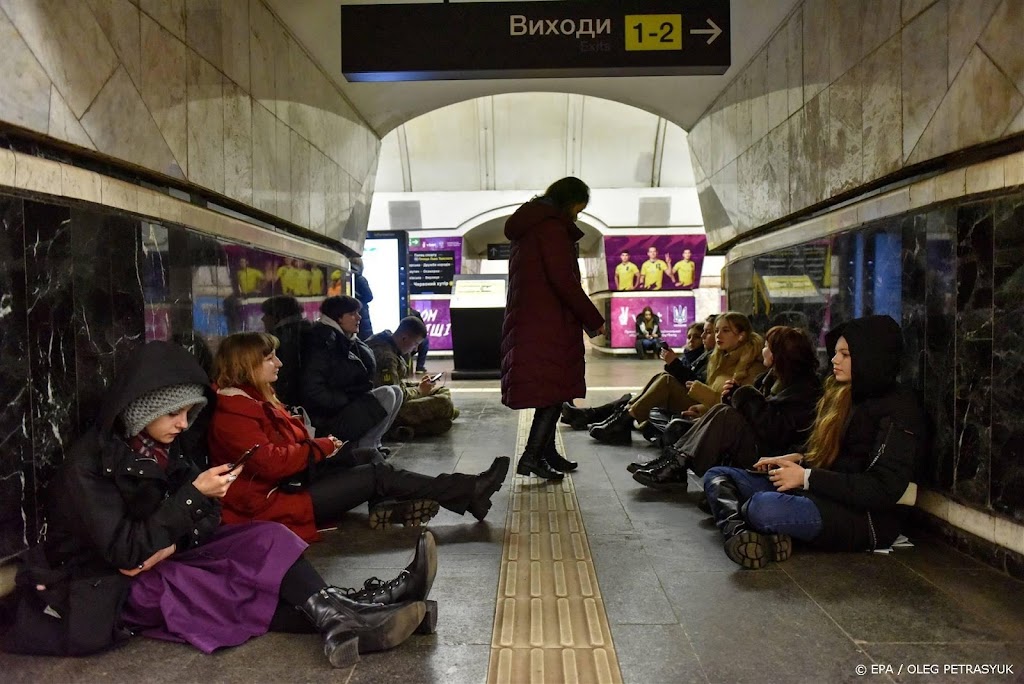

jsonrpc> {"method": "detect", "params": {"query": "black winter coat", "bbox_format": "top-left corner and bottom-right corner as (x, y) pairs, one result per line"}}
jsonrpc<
(729, 370), (821, 457)
(664, 348), (711, 385)
(300, 321), (386, 440)
(270, 315), (312, 407)
(6, 342), (219, 656)
(804, 316), (926, 551)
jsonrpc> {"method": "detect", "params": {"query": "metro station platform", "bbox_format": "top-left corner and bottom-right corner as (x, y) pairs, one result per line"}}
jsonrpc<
(4, 354), (1024, 684)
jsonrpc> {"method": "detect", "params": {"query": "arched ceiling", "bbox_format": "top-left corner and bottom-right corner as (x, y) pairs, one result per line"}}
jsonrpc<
(375, 93), (697, 192)
(265, 0), (801, 137)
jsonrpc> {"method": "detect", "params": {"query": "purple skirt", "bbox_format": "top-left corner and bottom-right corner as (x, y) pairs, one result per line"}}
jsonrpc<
(121, 521), (307, 653)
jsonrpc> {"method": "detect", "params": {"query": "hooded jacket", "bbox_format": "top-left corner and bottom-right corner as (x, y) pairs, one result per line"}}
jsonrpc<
(803, 315), (926, 551)
(500, 199), (605, 409)
(729, 369), (822, 457)
(8, 342), (219, 656)
(300, 320), (387, 440)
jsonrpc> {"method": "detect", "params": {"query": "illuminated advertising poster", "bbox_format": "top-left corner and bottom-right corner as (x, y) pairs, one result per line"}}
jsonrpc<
(604, 235), (707, 292)
(363, 232), (409, 333)
(410, 299), (452, 350)
(609, 295), (696, 348)
(408, 236), (462, 295)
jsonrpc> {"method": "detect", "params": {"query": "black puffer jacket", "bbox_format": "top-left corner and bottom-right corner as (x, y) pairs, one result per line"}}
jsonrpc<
(664, 348), (711, 384)
(729, 370), (821, 457)
(7, 342), (219, 656)
(300, 321), (386, 440)
(804, 316), (926, 551)
(270, 315), (312, 407)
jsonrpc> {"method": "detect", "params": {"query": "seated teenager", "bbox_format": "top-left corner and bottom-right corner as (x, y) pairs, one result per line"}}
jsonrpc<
(367, 316), (458, 439)
(301, 295), (401, 454)
(633, 307), (663, 359)
(679, 321), (707, 366)
(260, 294), (312, 407)
(588, 312), (765, 445)
(631, 325), (821, 487)
(207, 332), (509, 535)
(560, 315), (717, 431)
(703, 315), (925, 569)
(2, 341), (431, 668)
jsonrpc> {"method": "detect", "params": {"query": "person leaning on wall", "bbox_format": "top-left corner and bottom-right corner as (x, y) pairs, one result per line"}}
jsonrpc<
(1, 341), (432, 667)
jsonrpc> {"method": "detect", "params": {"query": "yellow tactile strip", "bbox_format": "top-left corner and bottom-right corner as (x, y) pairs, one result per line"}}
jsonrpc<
(486, 411), (624, 684)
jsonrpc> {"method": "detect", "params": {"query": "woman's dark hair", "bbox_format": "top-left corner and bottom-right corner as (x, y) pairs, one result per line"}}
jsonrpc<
(764, 326), (818, 386)
(542, 177), (590, 213)
(321, 295), (361, 320)
(261, 295), (303, 320)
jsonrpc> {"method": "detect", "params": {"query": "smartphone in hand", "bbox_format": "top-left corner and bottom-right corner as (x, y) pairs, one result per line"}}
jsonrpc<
(227, 444), (260, 472)
(428, 372), (443, 383)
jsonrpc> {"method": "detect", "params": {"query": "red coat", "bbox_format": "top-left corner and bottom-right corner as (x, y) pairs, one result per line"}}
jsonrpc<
(500, 200), (605, 409)
(207, 386), (335, 541)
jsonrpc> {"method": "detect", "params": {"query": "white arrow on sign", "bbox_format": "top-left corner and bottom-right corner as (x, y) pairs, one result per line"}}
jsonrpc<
(690, 18), (722, 45)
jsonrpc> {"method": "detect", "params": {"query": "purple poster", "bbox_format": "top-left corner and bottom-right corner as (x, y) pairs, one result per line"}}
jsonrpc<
(410, 298), (452, 350)
(408, 236), (463, 295)
(609, 295), (696, 349)
(604, 235), (707, 292)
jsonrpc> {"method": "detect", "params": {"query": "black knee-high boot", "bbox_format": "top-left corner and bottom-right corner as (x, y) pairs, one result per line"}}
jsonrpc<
(517, 406), (564, 480)
(543, 429), (578, 472)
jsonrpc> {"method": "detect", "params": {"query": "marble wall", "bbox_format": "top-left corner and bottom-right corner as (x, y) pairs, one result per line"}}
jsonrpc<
(0, 0), (379, 250)
(690, 0), (1024, 250)
(0, 190), (341, 561)
(725, 187), (1024, 527)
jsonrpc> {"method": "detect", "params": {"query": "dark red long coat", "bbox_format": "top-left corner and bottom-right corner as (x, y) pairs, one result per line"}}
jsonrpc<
(207, 386), (335, 541)
(500, 200), (605, 409)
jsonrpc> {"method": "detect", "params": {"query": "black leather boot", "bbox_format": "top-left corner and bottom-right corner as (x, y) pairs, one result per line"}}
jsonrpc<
(560, 393), (631, 430)
(626, 452), (673, 474)
(340, 530), (439, 634)
(588, 407), (634, 445)
(518, 407), (564, 480)
(299, 589), (425, 667)
(467, 456), (511, 520)
(632, 458), (689, 489)
(544, 446), (577, 472)
(368, 499), (440, 529)
(706, 476), (790, 569)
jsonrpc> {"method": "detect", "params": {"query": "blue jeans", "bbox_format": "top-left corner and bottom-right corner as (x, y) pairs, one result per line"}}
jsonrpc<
(416, 336), (429, 371)
(703, 466), (823, 541)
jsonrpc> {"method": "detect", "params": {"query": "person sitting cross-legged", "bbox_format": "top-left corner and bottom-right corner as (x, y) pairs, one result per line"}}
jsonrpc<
(367, 316), (459, 440)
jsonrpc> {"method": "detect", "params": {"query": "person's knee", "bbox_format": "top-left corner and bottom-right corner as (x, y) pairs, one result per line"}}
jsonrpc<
(744, 493), (785, 531)
(703, 467), (731, 494)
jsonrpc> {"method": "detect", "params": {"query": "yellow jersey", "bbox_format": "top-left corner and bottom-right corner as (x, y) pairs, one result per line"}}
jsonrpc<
(308, 268), (324, 295)
(614, 262), (639, 290)
(292, 268), (312, 296)
(672, 259), (696, 287)
(640, 259), (669, 289)
(237, 267), (263, 296)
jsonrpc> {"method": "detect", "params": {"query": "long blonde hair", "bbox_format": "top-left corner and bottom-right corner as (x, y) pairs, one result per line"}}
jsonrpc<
(212, 332), (281, 404)
(706, 311), (763, 383)
(803, 376), (853, 468)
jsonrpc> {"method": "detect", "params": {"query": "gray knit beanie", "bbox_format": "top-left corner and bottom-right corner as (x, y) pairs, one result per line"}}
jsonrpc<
(120, 383), (208, 437)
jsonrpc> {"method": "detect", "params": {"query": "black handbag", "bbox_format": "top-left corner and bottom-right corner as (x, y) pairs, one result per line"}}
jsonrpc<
(4, 545), (131, 656)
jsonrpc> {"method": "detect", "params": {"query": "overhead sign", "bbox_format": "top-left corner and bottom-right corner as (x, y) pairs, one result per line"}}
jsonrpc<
(487, 243), (511, 260)
(340, 1), (730, 82)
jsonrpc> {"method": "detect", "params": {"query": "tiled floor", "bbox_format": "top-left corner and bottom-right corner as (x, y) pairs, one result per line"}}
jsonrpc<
(4, 353), (1024, 683)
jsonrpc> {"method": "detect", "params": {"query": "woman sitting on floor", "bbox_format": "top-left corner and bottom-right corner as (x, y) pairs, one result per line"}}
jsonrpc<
(631, 325), (821, 488)
(588, 311), (766, 445)
(207, 332), (509, 539)
(3, 341), (430, 667)
(703, 315), (925, 569)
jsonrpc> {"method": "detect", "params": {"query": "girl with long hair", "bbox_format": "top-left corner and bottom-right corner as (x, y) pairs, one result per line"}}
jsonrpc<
(702, 315), (925, 569)
(634, 306), (662, 358)
(588, 311), (766, 445)
(207, 332), (509, 539)
(632, 325), (821, 488)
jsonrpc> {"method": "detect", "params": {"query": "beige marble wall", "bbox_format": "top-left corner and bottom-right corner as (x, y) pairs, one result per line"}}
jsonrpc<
(0, 0), (378, 246)
(690, 0), (1024, 250)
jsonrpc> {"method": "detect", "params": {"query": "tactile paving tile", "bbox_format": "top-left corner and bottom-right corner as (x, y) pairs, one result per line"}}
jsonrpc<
(486, 411), (624, 684)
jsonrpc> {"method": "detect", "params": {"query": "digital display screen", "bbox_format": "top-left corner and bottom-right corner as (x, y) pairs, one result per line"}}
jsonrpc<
(363, 232), (408, 334)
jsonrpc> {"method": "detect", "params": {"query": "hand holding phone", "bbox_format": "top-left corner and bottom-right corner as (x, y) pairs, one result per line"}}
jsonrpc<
(428, 372), (443, 383)
(227, 444), (260, 472)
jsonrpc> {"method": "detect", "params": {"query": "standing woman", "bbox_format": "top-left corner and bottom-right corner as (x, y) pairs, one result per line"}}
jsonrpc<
(501, 177), (606, 480)
(703, 315), (926, 569)
(3, 341), (427, 667)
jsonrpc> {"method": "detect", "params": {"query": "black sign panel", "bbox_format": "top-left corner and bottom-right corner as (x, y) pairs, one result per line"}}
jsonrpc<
(487, 243), (511, 260)
(408, 250), (456, 295)
(341, 1), (730, 82)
